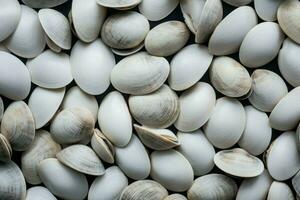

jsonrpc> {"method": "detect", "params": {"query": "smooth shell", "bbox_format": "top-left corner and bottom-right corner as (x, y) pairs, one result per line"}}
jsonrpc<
(0, 134), (12, 163)
(96, 0), (141, 9)
(267, 181), (295, 200)
(22, 0), (68, 8)
(293, 171), (300, 197)
(26, 187), (57, 200)
(254, 0), (284, 21)
(223, 0), (253, 6)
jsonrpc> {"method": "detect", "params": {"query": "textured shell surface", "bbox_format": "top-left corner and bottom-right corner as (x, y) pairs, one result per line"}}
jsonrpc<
(0, 134), (12, 163)
(96, 0), (141, 9)
(22, 0), (68, 8)
(25, 186), (57, 200)
(223, 0), (253, 6)
(254, 0), (284, 22)
(293, 171), (300, 197)
(267, 181), (295, 200)
(164, 194), (187, 200)
(0, 97), (3, 121)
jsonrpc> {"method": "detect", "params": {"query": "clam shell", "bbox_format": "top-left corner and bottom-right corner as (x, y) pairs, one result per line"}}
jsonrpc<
(25, 186), (57, 200)
(21, 130), (61, 185)
(168, 44), (213, 91)
(0, 134), (12, 163)
(111, 42), (145, 56)
(208, 6), (258, 55)
(254, 0), (284, 22)
(292, 171), (300, 197)
(45, 35), (62, 53)
(187, 174), (238, 200)
(5, 5), (46, 58)
(214, 148), (264, 177)
(70, 39), (115, 95)
(174, 82), (216, 132)
(115, 135), (151, 180)
(0, 97), (3, 121)
(38, 158), (88, 200)
(98, 91), (132, 147)
(88, 166), (128, 200)
(96, 0), (141, 9)
(239, 22), (285, 68)
(111, 52), (170, 95)
(164, 194), (187, 200)
(223, 0), (253, 6)
(1, 101), (35, 151)
(0, 51), (31, 100)
(128, 85), (179, 129)
(22, 0), (68, 8)
(267, 181), (295, 200)
(204, 97), (246, 149)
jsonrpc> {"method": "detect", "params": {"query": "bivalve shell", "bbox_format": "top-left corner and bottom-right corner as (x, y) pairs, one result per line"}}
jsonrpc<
(254, 0), (284, 22)
(0, 134), (12, 163)
(25, 186), (57, 200)
(267, 181), (295, 200)
(0, 97), (3, 121)
(223, 0), (253, 6)
(292, 171), (300, 197)
(22, 0), (68, 8)
(96, 0), (141, 10)
(164, 194), (187, 200)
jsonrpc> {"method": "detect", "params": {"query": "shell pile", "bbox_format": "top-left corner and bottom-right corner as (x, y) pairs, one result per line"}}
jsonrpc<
(1, 0), (300, 200)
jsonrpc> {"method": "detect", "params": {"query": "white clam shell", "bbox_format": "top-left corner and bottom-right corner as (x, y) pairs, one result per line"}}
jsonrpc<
(0, 134), (11, 163)
(5, 5), (46, 58)
(254, 0), (284, 22)
(164, 194), (187, 200)
(45, 35), (62, 53)
(239, 22), (285, 68)
(176, 130), (215, 176)
(204, 97), (246, 149)
(266, 131), (300, 181)
(26, 186), (57, 200)
(115, 135), (151, 180)
(223, 0), (253, 6)
(293, 171), (300, 197)
(208, 6), (258, 55)
(0, 51), (31, 100)
(150, 149), (194, 192)
(98, 91), (132, 147)
(71, 39), (115, 95)
(267, 181), (295, 200)
(168, 44), (213, 91)
(96, 0), (141, 10)
(174, 82), (216, 132)
(38, 158), (88, 200)
(22, 0), (68, 8)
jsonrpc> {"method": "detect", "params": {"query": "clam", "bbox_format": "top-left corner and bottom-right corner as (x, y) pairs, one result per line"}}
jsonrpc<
(214, 148), (264, 177)
(266, 131), (300, 181)
(223, 0), (253, 6)
(45, 35), (62, 53)
(1, 101), (35, 151)
(88, 166), (128, 200)
(164, 194), (187, 200)
(21, 130), (61, 185)
(98, 91), (132, 147)
(254, 0), (284, 22)
(115, 135), (151, 180)
(50, 107), (95, 144)
(111, 43), (145, 56)
(0, 97), (3, 121)
(209, 56), (252, 98)
(0, 134), (12, 163)
(128, 84), (179, 129)
(96, 0), (141, 10)
(176, 130), (215, 176)
(174, 82), (216, 132)
(38, 158), (88, 200)
(150, 149), (194, 192)
(204, 97), (246, 149)
(208, 6), (258, 55)
(187, 174), (238, 200)
(238, 106), (272, 156)
(293, 171), (300, 196)
(134, 124), (179, 150)
(25, 186), (57, 200)
(70, 39), (115, 95)
(0, 51), (31, 100)
(111, 52), (170, 95)
(168, 44), (213, 91)
(0, 161), (26, 200)
(5, 5), (46, 58)
(22, 0), (68, 8)
(249, 69), (288, 112)
(120, 180), (168, 200)
(145, 21), (190, 57)
(239, 22), (285, 68)
(267, 181), (295, 200)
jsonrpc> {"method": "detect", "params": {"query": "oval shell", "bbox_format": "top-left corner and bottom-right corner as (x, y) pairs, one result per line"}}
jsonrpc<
(25, 186), (57, 200)
(223, 0), (253, 6)
(254, 0), (284, 22)
(267, 181), (295, 200)
(22, 0), (68, 8)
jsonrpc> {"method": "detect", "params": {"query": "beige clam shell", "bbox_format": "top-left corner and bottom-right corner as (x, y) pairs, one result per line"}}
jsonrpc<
(0, 134), (12, 163)
(22, 0), (68, 8)
(223, 0), (253, 6)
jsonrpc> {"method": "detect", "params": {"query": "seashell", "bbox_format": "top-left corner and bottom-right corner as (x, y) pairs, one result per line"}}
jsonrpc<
(71, 0), (107, 43)
(22, 0), (68, 8)
(88, 166), (128, 200)
(174, 82), (216, 132)
(180, 0), (223, 43)
(278, 38), (300, 87)
(238, 106), (272, 156)
(168, 44), (213, 91)
(267, 181), (295, 200)
(21, 130), (61, 185)
(269, 87), (300, 131)
(1, 101), (35, 151)
(239, 22), (285, 68)
(164, 194), (187, 200)
(98, 91), (132, 147)
(70, 39), (115, 95)
(204, 97), (246, 149)
(214, 148), (264, 177)
(176, 130), (215, 176)
(145, 21), (190, 57)
(128, 85), (179, 129)
(96, 0), (141, 10)
(25, 186), (57, 200)
(111, 52), (170, 95)
(209, 56), (252, 98)
(208, 6), (258, 55)
(0, 51), (31, 100)
(254, 0), (284, 22)
(0, 134), (12, 163)
(38, 158), (88, 200)
(56, 144), (105, 176)
(293, 171), (300, 197)
(187, 173), (238, 200)
(223, 0), (253, 6)
(38, 8), (72, 50)
(115, 135), (151, 180)
(5, 5), (45, 58)
(120, 180), (168, 200)
(0, 0), (21, 42)
(266, 131), (300, 181)
(0, 97), (3, 121)
(111, 42), (145, 56)
(139, 0), (179, 21)
(50, 107), (95, 144)
(45, 35), (62, 53)
(0, 161), (26, 200)
(134, 124), (179, 151)
(151, 149), (194, 192)
(249, 69), (288, 112)
(277, 0), (300, 44)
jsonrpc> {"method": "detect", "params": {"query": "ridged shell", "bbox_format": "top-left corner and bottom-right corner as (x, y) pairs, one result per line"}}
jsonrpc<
(293, 171), (300, 197)
(25, 186), (57, 200)
(164, 194), (187, 200)
(96, 0), (141, 9)
(223, 0), (253, 6)
(0, 134), (12, 163)
(254, 0), (284, 22)
(22, 0), (68, 8)
(267, 181), (295, 200)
